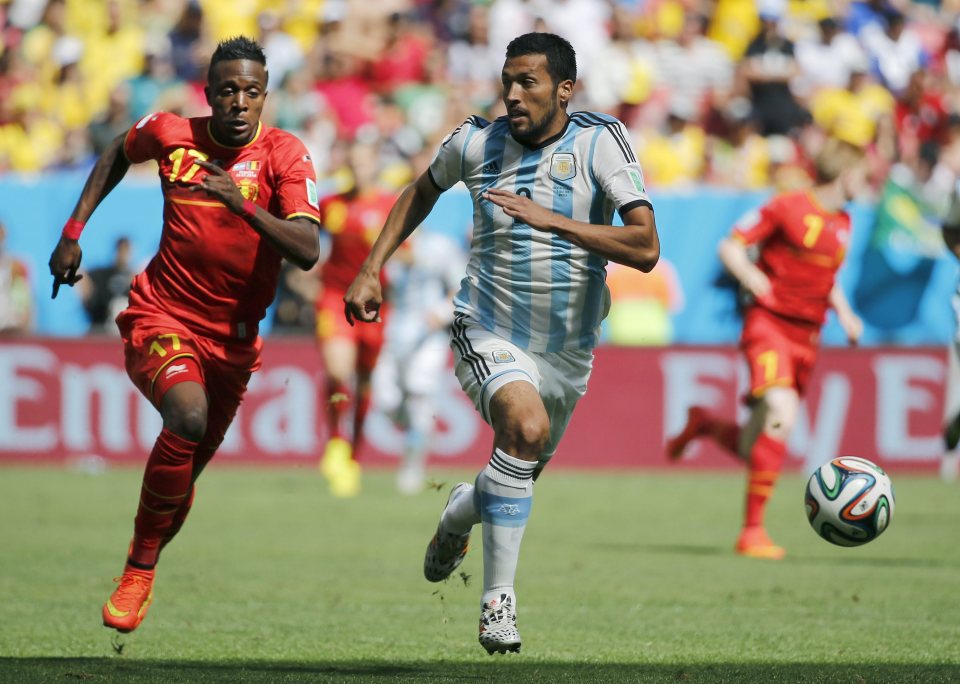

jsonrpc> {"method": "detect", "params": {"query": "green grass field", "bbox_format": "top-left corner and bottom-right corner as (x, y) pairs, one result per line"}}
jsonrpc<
(1, 466), (958, 683)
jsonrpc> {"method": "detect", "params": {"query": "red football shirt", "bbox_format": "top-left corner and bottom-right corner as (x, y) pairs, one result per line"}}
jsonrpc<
(123, 112), (321, 342)
(732, 191), (851, 326)
(318, 190), (395, 292)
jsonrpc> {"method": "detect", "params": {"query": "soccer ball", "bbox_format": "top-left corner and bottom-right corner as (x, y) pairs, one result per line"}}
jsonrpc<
(804, 456), (895, 547)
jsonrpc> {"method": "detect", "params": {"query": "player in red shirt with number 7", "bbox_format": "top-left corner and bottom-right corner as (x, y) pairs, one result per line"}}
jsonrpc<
(666, 138), (866, 560)
(47, 37), (322, 632)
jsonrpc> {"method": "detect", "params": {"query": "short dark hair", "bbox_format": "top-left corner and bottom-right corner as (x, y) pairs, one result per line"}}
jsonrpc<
(505, 32), (577, 85)
(818, 17), (838, 32)
(208, 36), (267, 83)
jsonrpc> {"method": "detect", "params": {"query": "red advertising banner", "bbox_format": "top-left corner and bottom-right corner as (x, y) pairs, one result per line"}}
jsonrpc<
(564, 346), (947, 473)
(0, 339), (947, 472)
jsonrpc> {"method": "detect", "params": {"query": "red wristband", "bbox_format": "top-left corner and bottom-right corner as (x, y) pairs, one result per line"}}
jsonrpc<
(241, 199), (257, 219)
(62, 218), (85, 240)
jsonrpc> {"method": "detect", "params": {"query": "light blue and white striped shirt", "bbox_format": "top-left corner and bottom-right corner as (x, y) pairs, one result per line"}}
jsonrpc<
(428, 111), (652, 352)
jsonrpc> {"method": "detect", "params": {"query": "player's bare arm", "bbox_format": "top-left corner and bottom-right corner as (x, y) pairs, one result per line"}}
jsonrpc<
(188, 159), (319, 270)
(828, 284), (863, 345)
(343, 171), (442, 325)
(482, 188), (659, 272)
(718, 236), (771, 301)
(48, 132), (132, 298)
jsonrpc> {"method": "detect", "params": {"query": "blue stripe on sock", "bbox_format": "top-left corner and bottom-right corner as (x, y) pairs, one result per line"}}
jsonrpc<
(479, 491), (532, 528)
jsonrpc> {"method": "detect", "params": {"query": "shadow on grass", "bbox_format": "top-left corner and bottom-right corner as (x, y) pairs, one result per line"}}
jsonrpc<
(637, 543), (727, 557)
(592, 542), (727, 557)
(790, 555), (955, 569)
(3, 658), (959, 683)
(598, 542), (954, 570)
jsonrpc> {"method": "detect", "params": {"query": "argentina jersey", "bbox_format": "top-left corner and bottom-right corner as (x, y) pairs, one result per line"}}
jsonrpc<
(428, 111), (652, 352)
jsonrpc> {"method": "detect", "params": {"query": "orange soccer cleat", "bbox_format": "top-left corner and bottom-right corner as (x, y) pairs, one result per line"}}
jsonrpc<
(735, 526), (786, 560)
(102, 566), (155, 633)
(665, 406), (708, 461)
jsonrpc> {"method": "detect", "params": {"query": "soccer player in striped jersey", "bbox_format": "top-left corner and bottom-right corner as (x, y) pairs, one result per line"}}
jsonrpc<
(344, 32), (659, 654)
(666, 138), (866, 559)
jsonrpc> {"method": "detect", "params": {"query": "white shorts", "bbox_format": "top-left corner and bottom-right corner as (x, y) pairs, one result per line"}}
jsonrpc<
(449, 313), (593, 461)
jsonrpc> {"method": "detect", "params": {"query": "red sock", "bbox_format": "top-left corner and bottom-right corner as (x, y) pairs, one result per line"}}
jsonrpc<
(129, 429), (198, 568)
(156, 402), (235, 557)
(325, 379), (351, 440)
(352, 390), (371, 454)
(744, 433), (787, 528)
(158, 485), (195, 554)
(701, 415), (740, 457)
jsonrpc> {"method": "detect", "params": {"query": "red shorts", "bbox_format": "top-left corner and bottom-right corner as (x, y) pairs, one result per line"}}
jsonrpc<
(315, 288), (385, 373)
(741, 307), (819, 398)
(117, 305), (262, 408)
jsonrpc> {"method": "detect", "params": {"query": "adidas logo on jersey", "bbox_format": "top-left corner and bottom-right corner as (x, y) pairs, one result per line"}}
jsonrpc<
(482, 161), (500, 176)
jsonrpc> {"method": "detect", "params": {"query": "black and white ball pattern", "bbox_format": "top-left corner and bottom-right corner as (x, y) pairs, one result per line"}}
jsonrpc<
(805, 457), (894, 547)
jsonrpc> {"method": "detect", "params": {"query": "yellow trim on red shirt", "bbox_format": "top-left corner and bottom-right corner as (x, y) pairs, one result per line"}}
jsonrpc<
(170, 198), (226, 208)
(785, 245), (837, 267)
(286, 211), (322, 223)
(750, 377), (794, 397)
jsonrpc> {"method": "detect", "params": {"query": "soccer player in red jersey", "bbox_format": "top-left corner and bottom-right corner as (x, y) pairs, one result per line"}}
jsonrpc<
(666, 138), (865, 559)
(47, 37), (321, 632)
(315, 140), (396, 497)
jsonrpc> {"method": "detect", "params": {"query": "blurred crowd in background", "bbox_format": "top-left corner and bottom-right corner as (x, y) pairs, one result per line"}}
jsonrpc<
(3, 0), (960, 188)
(2, 0), (960, 342)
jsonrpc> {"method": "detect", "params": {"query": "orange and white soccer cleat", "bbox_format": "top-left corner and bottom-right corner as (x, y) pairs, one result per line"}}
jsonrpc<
(102, 566), (155, 633)
(735, 526), (786, 560)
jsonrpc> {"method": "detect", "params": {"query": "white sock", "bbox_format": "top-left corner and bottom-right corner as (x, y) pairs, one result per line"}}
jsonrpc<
(402, 393), (433, 470)
(477, 448), (536, 608)
(942, 452), (959, 482)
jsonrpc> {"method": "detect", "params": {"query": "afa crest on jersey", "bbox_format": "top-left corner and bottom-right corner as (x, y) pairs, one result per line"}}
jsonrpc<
(549, 153), (576, 181)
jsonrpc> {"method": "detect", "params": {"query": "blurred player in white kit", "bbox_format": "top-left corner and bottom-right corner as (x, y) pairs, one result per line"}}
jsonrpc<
(374, 230), (468, 494)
